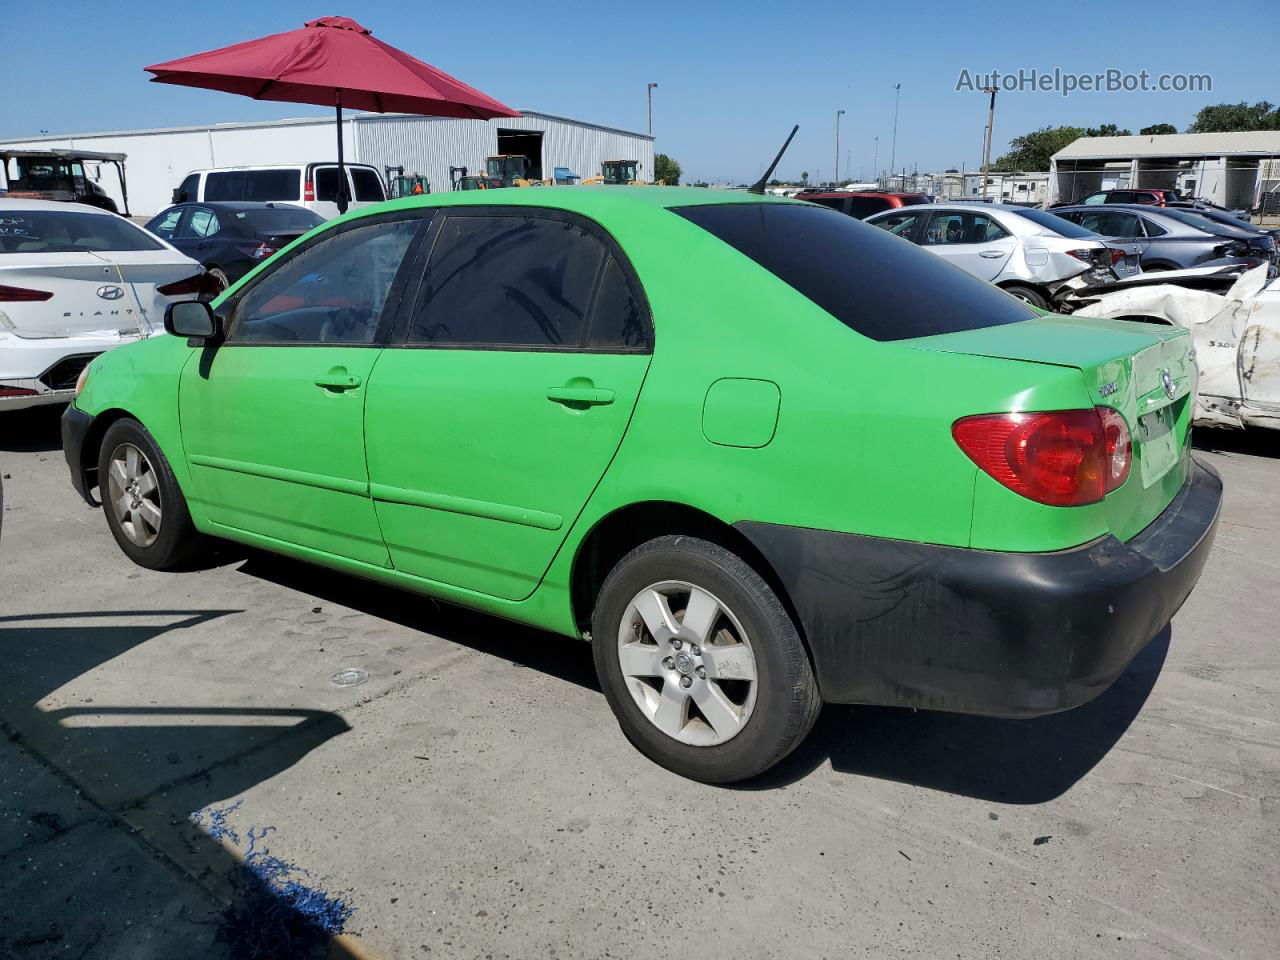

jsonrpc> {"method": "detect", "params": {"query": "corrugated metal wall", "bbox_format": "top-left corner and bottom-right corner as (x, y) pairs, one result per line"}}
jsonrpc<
(353, 112), (655, 193)
(2, 112), (652, 216)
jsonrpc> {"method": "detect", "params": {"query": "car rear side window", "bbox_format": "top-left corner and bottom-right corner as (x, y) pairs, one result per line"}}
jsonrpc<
(846, 197), (891, 218)
(242, 170), (301, 201)
(350, 168), (386, 202)
(409, 215), (606, 348)
(587, 257), (648, 349)
(674, 202), (1034, 342)
(228, 219), (419, 345)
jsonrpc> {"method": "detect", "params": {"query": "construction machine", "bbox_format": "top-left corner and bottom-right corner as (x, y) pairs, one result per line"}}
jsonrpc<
(485, 154), (550, 188)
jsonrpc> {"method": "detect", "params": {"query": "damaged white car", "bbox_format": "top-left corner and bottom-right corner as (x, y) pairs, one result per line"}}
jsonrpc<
(0, 200), (212, 411)
(865, 203), (1137, 309)
(1071, 264), (1280, 430)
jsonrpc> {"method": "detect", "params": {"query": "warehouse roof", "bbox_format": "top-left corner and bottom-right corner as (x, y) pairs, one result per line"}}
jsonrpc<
(1054, 131), (1280, 161)
(0, 110), (652, 145)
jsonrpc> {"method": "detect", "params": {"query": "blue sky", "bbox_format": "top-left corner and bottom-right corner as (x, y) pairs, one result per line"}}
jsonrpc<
(2, 0), (1262, 182)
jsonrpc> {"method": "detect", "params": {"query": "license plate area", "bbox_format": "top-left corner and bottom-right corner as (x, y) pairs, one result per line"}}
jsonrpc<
(1138, 404), (1178, 487)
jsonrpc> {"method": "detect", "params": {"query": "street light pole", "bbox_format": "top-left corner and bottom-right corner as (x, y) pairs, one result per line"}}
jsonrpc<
(834, 109), (845, 186)
(889, 83), (901, 179)
(980, 85), (997, 174)
(647, 82), (658, 137)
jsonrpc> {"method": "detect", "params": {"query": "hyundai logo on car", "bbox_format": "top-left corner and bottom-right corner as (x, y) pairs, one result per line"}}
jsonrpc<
(96, 285), (124, 300)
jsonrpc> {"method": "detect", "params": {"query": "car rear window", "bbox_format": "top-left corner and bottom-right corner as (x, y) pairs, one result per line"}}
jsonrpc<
(235, 207), (324, 232)
(1018, 207), (1097, 238)
(205, 169), (301, 202)
(674, 202), (1035, 342)
(0, 210), (162, 253)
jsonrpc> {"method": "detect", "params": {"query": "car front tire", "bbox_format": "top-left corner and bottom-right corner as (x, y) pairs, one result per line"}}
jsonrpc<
(98, 418), (206, 570)
(591, 535), (821, 783)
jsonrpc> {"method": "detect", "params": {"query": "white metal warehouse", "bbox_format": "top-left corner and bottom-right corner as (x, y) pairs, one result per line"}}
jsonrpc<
(1049, 131), (1280, 211)
(0, 110), (655, 216)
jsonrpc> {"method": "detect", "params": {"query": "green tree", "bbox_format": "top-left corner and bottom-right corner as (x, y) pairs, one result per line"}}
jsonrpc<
(992, 123), (1133, 171)
(654, 154), (682, 185)
(800, 171), (809, 184)
(1188, 101), (1280, 132)
(1139, 123), (1178, 136)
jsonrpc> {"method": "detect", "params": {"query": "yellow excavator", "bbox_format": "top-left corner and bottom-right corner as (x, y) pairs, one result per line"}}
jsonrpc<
(582, 160), (657, 186)
(486, 155), (550, 188)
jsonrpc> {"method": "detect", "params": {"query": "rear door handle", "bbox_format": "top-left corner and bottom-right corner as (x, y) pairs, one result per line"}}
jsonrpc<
(315, 373), (362, 391)
(546, 386), (615, 406)
(979, 250), (1005, 258)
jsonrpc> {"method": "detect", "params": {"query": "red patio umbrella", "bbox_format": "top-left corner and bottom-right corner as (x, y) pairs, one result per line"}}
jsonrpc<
(144, 16), (518, 212)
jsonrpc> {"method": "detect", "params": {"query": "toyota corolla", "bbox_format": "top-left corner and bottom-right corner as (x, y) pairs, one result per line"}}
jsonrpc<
(62, 188), (1221, 783)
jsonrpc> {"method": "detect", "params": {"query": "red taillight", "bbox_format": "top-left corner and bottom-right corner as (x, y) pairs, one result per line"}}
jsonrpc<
(1109, 248), (1125, 266)
(304, 180), (315, 201)
(1067, 249), (1095, 263)
(158, 272), (223, 297)
(0, 386), (39, 397)
(0, 284), (54, 302)
(238, 242), (277, 260)
(952, 406), (1131, 507)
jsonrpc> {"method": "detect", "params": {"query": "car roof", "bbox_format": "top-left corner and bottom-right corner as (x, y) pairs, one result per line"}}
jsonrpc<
(158, 201), (314, 211)
(0, 198), (114, 214)
(800, 191), (926, 199)
(338, 186), (801, 222)
(184, 163), (381, 173)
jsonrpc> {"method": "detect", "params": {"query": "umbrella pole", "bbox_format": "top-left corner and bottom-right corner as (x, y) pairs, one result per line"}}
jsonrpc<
(335, 89), (349, 215)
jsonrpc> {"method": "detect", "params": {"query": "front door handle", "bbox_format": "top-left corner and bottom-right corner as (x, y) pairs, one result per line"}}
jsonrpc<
(315, 372), (362, 391)
(979, 250), (1005, 259)
(546, 386), (615, 406)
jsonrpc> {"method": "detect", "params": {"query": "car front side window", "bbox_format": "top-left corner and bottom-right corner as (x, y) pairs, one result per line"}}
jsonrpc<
(227, 218), (420, 345)
(148, 208), (183, 239)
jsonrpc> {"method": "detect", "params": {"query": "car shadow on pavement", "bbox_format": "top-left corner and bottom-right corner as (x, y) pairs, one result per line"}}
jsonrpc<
(0, 405), (65, 454)
(1193, 426), (1280, 459)
(0, 610), (362, 959)
(750, 626), (1172, 802)
(236, 551), (603, 692)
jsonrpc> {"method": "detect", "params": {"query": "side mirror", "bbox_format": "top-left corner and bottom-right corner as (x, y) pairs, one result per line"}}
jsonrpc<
(164, 300), (218, 342)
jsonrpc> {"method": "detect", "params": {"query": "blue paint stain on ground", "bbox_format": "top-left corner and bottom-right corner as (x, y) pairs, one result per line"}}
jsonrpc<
(191, 800), (355, 959)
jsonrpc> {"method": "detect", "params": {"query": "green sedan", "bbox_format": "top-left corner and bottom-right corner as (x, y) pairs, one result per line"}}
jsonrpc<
(62, 188), (1221, 783)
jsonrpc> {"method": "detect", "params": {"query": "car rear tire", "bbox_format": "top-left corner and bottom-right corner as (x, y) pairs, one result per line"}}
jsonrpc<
(205, 267), (230, 300)
(591, 535), (821, 783)
(98, 418), (207, 570)
(1004, 284), (1048, 309)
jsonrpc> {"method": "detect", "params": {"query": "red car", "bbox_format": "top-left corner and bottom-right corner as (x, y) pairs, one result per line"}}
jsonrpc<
(797, 191), (933, 219)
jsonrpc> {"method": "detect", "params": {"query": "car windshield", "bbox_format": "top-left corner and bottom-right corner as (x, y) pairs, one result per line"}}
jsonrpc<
(1017, 208), (1098, 238)
(0, 209), (162, 253)
(234, 207), (325, 233)
(674, 202), (1035, 342)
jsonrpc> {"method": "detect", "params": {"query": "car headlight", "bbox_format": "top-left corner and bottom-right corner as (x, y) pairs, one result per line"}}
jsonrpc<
(75, 362), (93, 398)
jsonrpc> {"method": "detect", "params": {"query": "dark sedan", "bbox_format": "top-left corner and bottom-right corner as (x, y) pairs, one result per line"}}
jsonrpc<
(144, 202), (324, 292)
(1050, 204), (1276, 274)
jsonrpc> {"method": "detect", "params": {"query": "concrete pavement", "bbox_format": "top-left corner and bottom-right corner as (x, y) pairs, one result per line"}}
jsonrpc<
(1, 404), (1277, 959)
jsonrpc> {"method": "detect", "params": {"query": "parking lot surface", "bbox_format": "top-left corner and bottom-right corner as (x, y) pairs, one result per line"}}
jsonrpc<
(2, 406), (1277, 959)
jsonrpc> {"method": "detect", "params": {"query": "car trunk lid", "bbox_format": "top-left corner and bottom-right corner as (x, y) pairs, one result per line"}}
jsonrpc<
(0, 252), (148, 339)
(909, 314), (1196, 542)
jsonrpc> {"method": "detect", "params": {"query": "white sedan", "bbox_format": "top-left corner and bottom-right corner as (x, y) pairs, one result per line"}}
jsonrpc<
(864, 203), (1139, 309)
(0, 199), (213, 411)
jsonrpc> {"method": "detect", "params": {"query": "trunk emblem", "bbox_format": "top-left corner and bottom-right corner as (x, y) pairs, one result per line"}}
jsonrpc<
(96, 285), (124, 300)
(1161, 369), (1176, 400)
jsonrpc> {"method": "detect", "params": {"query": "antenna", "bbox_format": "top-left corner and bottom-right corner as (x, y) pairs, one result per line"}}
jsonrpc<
(748, 125), (799, 195)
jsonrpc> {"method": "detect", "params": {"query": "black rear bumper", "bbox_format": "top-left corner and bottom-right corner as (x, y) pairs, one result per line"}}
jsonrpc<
(736, 457), (1221, 717)
(61, 403), (96, 506)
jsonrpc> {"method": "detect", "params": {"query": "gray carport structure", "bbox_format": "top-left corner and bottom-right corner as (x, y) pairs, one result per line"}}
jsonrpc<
(1049, 131), (1280, 212)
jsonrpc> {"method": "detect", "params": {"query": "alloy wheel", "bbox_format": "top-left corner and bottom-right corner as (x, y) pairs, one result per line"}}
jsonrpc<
(617, 580), (758, 746)
(107, 442), (162, 547)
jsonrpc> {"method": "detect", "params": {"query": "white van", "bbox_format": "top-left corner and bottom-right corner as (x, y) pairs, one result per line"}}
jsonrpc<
(172, 163), (387, 220)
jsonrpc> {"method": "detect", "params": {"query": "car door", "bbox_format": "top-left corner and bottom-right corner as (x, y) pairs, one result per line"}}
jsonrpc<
(363, 208), (653, 601)
(868, 210), (925, 242)
(170, 206), (220, 265)
(920, 210), (1015, 281)
(178, 213), (425, 564)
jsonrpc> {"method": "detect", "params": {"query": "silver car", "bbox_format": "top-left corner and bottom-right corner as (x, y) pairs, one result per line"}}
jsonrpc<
(865, 203), (1134, 308)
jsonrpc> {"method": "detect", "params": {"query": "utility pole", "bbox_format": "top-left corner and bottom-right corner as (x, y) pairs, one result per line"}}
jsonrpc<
(980, 85), (997, 174)
(834, 109), (846, 186)
(873, 136), (879, 183)
(889, 83), (901, 179)
(647, 82), (658, 137)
